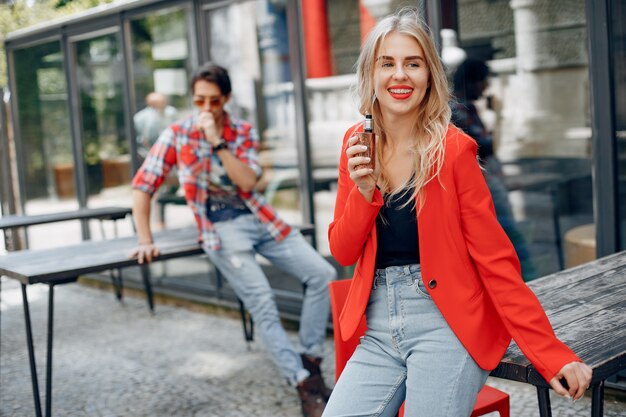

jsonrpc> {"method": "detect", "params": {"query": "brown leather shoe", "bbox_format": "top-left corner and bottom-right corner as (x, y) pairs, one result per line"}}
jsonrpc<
(297, 374), (327, 417)
(301, 354), (333, 401)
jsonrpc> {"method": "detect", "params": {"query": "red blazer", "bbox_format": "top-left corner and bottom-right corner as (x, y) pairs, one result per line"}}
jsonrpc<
(328, 123), (581, 383)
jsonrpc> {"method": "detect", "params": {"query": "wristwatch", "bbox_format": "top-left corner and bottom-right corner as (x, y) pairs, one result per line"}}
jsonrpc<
(212, 140), (228, 152)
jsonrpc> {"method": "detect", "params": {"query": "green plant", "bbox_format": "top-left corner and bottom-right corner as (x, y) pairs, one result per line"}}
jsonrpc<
(83, 141), (100, 165)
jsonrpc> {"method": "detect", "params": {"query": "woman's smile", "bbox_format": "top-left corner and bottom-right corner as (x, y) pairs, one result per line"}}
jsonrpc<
(388, 85), (414, 100)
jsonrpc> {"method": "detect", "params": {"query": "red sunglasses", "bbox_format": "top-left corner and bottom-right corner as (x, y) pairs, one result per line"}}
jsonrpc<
(193, 96), (223, 108)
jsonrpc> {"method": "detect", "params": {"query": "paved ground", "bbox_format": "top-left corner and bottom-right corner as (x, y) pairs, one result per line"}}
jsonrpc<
(1, 278), (625, 417)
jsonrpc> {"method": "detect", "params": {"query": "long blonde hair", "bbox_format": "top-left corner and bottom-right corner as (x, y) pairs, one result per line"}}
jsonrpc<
(355, 7), (450, 209)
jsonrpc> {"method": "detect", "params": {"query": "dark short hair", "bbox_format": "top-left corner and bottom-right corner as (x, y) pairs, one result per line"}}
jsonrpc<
(190, 63), (232, 96)
(453, 58), (489, 88)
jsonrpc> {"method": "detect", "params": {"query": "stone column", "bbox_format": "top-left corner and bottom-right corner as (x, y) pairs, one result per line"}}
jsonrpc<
(502, 0), (589, 158)
(507, 0), (550, 155)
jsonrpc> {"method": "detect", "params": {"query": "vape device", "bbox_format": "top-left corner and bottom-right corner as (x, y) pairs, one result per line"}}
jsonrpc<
(355, 113), (376, 170)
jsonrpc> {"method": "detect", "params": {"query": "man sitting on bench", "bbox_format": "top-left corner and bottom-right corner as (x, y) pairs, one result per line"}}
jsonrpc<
(130, 63), (336, 417)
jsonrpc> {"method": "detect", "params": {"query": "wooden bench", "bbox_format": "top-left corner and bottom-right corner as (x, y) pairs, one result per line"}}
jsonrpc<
(0, 224), (314, 417)
(0, 206), (132, 231)
(0, 206), (133, 250)
(0, 206), (134, 302)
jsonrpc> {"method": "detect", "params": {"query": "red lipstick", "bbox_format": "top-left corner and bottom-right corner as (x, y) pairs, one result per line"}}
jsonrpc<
(388, 85), (413, 100)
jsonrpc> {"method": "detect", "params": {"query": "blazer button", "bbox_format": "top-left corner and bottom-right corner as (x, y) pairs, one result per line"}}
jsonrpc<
(428, 279), (437, 289)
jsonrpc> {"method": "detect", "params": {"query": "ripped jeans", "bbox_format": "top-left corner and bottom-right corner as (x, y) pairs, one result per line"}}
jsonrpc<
(205, 214), (336, 385)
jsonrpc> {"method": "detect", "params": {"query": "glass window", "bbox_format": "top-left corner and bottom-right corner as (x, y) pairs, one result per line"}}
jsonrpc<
(328, 0), (408, 75)
(128, 6), (196, 230)
(457, 0), (515, 60)
(204, 0), (305, 227)
(302, 0), (363, 256)
(455, 0), (593, 279)
(11, 40), (87, 249)
(13, 41), (74, 206)
(129, 6), (194, 135)
(328, 0), (362, 75)
(72, 30), (131, 209)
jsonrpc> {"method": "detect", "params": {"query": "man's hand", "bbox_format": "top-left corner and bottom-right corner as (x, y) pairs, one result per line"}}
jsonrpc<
(549, 361), (593, 400)
(197, 111), (220, 146)
(129, 242), (160, 264)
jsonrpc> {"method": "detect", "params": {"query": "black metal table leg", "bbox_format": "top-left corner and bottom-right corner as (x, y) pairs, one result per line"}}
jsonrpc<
(110, 268), (123, 301)
(591, 381), (604, 417)
(21, 284), (43, 417)
(111, 222), (124, 301)
(238, 298), (254, 345)
(215, 268), (223, 299)
(45, 284), (55, 417)
(537, 386), (552, 417)
(140, 264), (154, 312)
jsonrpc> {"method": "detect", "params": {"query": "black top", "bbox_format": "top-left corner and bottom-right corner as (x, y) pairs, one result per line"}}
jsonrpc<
(375, 188), (420, 269)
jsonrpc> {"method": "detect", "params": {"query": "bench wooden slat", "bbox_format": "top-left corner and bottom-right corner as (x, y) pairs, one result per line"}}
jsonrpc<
(0, 206), (132, 229)
(531, 269), (626, 328)
(527, 251), (626, 296)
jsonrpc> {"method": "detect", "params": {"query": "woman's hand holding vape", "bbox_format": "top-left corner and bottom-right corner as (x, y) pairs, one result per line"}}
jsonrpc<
(347, 135), (379, 203)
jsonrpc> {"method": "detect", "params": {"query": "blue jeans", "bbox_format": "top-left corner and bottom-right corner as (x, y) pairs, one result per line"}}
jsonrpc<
(323, 264), (489, 417)
(205, 214), (336, 385)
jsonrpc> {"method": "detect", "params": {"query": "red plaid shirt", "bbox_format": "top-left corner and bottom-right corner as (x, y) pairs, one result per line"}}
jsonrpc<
(132, 112), (292, 250)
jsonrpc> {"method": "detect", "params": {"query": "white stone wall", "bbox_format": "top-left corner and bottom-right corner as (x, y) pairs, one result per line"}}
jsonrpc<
(460, 0), (591, 159)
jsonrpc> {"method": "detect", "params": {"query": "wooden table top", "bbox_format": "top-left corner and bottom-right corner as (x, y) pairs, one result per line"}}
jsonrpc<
(491, 250), (626, 387)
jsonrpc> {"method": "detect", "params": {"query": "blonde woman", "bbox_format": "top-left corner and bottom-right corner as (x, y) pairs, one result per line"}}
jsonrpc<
(325, 8), (591, 417)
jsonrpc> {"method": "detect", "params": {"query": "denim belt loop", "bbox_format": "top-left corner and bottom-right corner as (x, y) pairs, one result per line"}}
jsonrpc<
(403, 265), (413, 285)
(373, 269), (386, 290)
(373, 273), (380, 290)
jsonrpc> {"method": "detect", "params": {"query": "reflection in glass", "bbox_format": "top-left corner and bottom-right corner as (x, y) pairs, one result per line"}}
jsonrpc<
(129, 6), (194, 230)
(205, 1), (304, 226)
(14, 42), (74, 205)
(130, 7), (192, 119)
(456, 0), (594, 278)
(130, 9), (191, 167)
(208, 2), (262, 126)
(74, 32), (130, 204)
